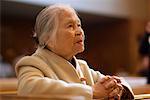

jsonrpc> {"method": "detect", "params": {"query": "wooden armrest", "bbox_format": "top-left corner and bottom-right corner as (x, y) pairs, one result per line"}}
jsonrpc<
(0, 78), (17, 92)
(134, 94), (150, 100)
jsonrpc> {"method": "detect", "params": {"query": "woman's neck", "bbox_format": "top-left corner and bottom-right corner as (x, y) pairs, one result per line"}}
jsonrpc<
(44, 46), (73, 62)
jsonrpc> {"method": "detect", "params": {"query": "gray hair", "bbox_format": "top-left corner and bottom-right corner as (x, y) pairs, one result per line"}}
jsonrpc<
(34, 4), (77, 48)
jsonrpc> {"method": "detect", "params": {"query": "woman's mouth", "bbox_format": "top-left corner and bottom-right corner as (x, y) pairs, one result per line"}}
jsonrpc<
(77, 40), (83, 43)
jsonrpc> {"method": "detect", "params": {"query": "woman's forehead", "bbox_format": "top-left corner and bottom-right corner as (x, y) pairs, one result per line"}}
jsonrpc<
(58, 9), (80, 23)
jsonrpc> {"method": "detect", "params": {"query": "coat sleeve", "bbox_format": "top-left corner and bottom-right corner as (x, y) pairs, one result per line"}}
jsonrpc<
(17, 66), (92, 99)
(90, 68), (105, 83)
(90, 69), (134, 99)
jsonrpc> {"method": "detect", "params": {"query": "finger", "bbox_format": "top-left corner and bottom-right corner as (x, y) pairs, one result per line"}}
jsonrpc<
(114, 83), (123, 99)
(115, 94), (121, 100)
(108, 94), (120, 100)
(107, 82), (121, 94)
(108, 84), (123, 99)
(117, 94), (121, 100)
(99, 75), (111, 84)
(103, 78), (117, 90)
(116, 84), (124, 96)
(112, 76), (121, 83)
(107, 86), (116, 94)
(108, 87), (120, 98)
(116, 83), (123, 91)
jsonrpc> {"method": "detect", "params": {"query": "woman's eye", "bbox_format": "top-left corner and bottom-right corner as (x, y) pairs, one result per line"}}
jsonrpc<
(78, 24), (81, 27)
(68, 24), (73, 28)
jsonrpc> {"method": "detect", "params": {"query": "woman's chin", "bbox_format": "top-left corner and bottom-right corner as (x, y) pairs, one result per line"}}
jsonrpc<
(76, 47), (84, 54)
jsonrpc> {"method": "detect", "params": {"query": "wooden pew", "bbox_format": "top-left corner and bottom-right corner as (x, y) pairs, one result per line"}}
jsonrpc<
(0, 78), (17, 95)
(0, 77), (150, 100)
(0, 94), (86, 100)
(132, 84), (150, 95)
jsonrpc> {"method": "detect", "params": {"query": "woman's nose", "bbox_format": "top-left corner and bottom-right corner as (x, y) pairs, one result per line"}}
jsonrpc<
(75, 28), (83, 36)
(76, 31), (82, 36)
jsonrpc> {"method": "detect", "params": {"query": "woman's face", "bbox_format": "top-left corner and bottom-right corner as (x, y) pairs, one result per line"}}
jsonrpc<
(48, 9), (85, 60)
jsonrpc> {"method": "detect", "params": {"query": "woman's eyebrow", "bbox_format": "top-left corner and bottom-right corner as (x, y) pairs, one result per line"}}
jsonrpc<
(66, 19), (81, 24)
(63, 17), (81, 26)
(66, 20), (73, 24)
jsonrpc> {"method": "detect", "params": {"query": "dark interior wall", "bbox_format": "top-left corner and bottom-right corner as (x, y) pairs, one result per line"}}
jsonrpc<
(1, 14), (130, 75)
(1, 0), (43, 65)
(1, 1), (147, 76)
(79, 20), (130, 74)
(1, 16), (36, 64)
(1, 17), (146, 76)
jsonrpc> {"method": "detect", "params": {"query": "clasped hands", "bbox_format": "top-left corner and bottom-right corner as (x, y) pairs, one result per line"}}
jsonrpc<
(92, 75), (124, 100)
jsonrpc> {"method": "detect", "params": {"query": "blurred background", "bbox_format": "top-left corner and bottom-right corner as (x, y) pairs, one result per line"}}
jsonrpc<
(0, 0), (149, 78)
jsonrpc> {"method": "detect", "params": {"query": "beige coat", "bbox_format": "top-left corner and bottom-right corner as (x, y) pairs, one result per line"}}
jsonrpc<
(15, 48), (134, 99)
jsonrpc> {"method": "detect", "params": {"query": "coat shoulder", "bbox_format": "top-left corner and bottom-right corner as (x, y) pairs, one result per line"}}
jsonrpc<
(15, 56), (46, 75)
(16, 56), (43, 67)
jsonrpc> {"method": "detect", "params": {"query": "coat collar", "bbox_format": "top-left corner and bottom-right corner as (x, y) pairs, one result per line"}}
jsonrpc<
(33, 48), (86, 84)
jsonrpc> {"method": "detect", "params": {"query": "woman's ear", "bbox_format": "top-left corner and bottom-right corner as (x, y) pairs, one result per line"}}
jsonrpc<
(39, 34), (50, 47)
(45, 35), (55, 49)
(44, 31), (57, 49)
(43, 34), (49, 43)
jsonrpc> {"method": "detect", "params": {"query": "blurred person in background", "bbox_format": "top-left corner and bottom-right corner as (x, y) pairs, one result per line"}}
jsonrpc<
(15, 4), (134, 99)
(0, 48), (17, 77)
(0, 54), (14, 77)
(138, 21), (150, 84)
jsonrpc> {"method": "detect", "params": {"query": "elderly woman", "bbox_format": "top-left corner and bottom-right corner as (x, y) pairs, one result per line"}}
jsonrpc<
(15, 4), (134, 100)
